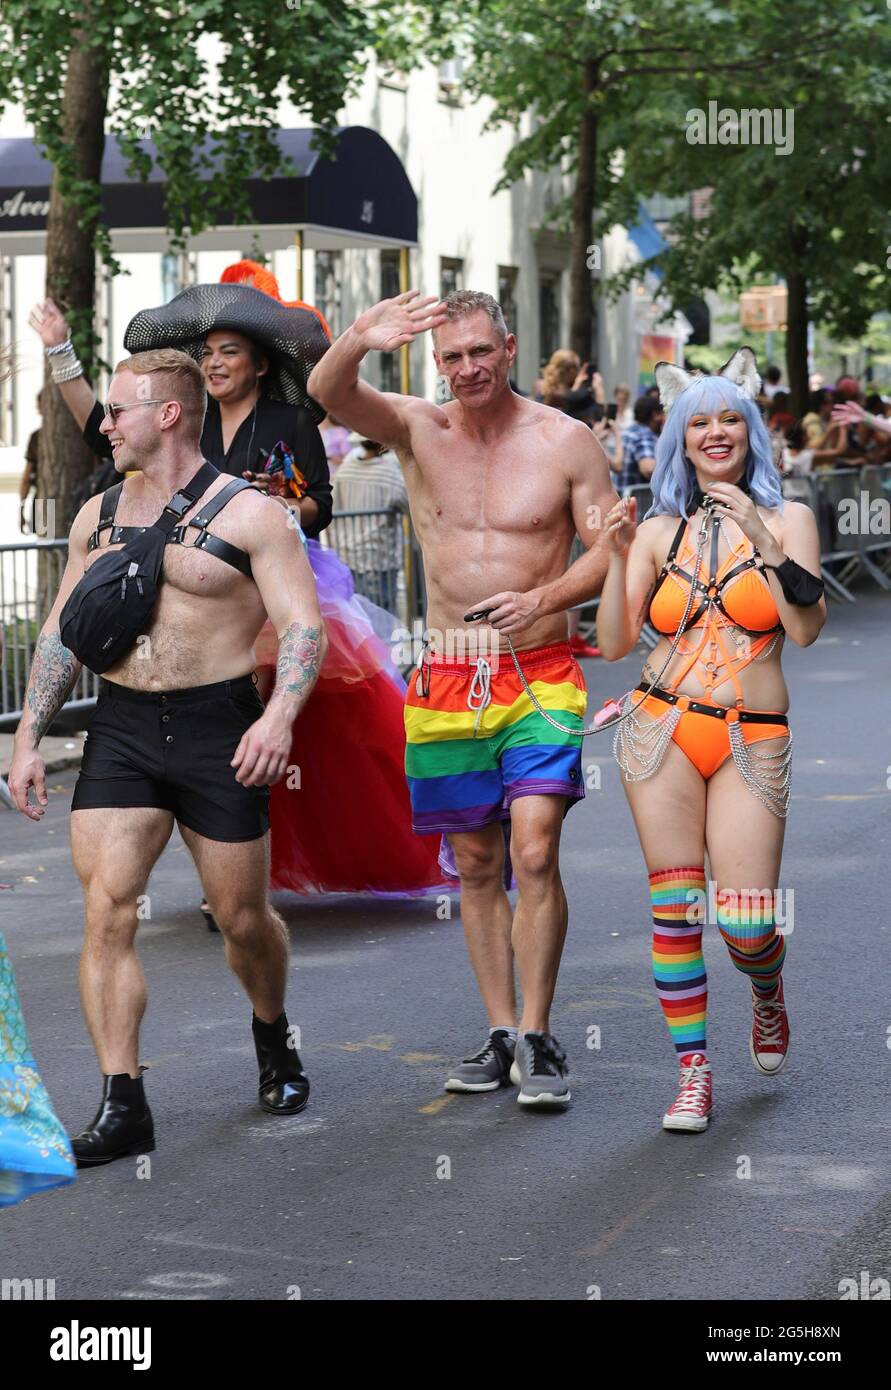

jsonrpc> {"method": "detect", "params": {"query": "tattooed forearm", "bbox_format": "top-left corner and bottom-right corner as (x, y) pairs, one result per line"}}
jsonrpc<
(273, 622), (322, 709)
(21, 631), (80, 746)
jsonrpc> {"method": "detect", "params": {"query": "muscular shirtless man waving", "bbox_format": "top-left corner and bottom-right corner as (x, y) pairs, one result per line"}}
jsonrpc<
(309, 290), (618, 1106)
(9, 349), (325, 1165)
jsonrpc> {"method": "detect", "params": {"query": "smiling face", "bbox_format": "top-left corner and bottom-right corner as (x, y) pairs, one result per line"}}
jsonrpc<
(432, 311), (516, 410)
(199, 329), (267, 404)
(99, 371), (173, 472)
(684, 400), (749, 489)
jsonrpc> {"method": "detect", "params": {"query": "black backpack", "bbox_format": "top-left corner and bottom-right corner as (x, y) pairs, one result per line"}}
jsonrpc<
(60, 461), (219, 674)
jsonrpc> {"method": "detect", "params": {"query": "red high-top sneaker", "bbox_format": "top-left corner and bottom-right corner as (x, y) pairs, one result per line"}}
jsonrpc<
(750, 978), (790, 1075)
(662, 1053), (712, 1133)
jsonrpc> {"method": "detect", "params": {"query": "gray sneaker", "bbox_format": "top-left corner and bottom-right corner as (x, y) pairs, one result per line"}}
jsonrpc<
(444, 1029), (516, 1093)
(509, 1031), (571, 1107)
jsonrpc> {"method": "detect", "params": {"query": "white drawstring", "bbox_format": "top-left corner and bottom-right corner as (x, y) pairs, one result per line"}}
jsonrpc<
(467, 658), (492, 737)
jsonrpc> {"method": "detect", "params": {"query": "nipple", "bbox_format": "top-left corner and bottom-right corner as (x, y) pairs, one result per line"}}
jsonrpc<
(531, 516), (541, 526)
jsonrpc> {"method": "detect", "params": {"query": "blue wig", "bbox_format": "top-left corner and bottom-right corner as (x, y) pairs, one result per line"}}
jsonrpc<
(645, 374), (783, 519)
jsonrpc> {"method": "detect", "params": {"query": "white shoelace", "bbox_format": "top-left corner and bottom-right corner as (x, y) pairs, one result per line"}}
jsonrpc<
(670, 1059), (711, 1114)
(753, 995), (786, 1046)
(466, 658), (492, 737)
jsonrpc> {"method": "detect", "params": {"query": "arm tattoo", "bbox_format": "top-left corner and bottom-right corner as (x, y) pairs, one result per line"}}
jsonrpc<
(24, 631), (80, 744)
(273, 622), (322, 707)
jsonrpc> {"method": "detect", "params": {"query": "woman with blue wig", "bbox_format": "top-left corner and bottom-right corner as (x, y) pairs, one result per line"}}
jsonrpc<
(596, 349), (826, 1133)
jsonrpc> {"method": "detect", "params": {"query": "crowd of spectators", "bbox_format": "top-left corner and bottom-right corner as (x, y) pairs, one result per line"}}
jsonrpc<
(534, 349), (891, 499)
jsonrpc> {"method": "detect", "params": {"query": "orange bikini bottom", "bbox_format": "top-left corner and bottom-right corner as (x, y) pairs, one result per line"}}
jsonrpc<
(634, 685), (789, 780)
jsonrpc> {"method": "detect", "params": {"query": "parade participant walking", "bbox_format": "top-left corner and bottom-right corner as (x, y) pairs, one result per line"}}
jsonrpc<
(308, 289), (617, 1106)
(597, 350), (825, 1133)
(8, 348), (325, 1165)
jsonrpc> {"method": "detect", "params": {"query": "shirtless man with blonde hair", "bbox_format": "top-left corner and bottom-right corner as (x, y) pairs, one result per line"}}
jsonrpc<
(309, 290), (618, 1105)
(9, 348), (325, 1164)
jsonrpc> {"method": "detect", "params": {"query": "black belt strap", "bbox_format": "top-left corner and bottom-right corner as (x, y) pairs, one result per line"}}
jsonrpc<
(636, 684), (788, 726)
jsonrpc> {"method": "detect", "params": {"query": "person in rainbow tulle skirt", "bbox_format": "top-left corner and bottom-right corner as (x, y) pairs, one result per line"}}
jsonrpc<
(253, 530), (447, 895)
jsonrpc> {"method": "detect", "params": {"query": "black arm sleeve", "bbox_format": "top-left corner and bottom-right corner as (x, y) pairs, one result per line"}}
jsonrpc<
(293, 409), (332, 537)
(83, 399), (113, 460)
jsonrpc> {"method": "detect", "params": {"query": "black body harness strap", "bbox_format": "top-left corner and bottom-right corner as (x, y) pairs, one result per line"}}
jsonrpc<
(87, 466), (254, 578)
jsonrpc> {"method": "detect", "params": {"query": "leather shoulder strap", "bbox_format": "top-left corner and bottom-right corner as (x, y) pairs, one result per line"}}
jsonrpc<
(86, 482), (124, 551)
(665, 516), (688, 567)
(186, 477), (252, 528)
(180, 477), (254, 577)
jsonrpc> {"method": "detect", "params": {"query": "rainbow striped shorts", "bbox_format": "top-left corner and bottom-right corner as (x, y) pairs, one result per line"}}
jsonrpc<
(404, 641), (587, 836)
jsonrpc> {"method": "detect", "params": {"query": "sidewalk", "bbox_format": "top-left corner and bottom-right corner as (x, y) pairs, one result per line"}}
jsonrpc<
(0, 731), (85, 780)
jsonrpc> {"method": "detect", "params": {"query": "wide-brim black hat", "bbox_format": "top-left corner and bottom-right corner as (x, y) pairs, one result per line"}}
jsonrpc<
(124, 283), (331, 422)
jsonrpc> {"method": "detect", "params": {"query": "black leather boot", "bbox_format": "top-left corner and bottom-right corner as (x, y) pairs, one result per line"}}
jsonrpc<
(252, 1011), (310, 1115)
(71, 1072), (155, 1168)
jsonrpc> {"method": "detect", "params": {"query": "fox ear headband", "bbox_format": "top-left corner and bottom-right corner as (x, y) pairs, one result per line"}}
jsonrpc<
(654, 347), (762, 412)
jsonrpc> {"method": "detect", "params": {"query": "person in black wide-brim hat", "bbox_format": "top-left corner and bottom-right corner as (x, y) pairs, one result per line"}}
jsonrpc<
(31, 284), (333, 537)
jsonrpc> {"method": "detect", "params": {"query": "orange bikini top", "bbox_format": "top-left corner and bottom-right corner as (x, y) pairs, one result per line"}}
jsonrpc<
(647, 513), (783, 703)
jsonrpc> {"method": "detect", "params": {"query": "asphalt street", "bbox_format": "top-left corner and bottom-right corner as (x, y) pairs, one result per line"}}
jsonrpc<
(1, 590), (889, 1302)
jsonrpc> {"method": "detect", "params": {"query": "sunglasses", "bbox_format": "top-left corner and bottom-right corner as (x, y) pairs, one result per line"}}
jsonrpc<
(102, 399), (170, 423)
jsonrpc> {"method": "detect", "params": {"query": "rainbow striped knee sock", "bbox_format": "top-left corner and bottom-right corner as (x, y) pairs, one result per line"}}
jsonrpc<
(716, 888), (785, 998)
(649, 866), (708, 1057)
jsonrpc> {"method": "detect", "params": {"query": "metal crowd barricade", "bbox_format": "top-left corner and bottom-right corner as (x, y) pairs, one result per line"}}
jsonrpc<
(785, 463), (891, 603)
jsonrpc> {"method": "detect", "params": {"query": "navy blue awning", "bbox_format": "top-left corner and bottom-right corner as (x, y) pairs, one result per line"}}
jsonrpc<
(0, 126), (417, 252)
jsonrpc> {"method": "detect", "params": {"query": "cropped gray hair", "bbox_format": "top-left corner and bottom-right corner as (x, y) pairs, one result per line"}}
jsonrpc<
(436, 290), (509, 342)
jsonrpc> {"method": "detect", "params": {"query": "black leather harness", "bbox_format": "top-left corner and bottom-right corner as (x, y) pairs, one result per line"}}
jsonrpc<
(87, 471), (253, 578)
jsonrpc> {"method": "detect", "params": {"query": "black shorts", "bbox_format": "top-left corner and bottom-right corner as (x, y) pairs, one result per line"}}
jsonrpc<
(71, 675), (271, 842)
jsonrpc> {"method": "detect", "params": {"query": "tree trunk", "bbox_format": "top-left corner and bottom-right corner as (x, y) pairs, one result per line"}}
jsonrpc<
(40, 11), (109, 547)
(783, 228), (809, 418)
(569, 60), (598, 362)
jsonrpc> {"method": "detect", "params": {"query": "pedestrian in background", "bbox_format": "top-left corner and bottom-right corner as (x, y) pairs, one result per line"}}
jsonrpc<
(619, 396), (663, 488)
(331, 434), (408, 614)
(320, 414), (352, 475)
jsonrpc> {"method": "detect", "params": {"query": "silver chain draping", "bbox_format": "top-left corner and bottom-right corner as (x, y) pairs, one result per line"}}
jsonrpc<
(727, 718), (793, 818)
(613, 696), (682, 780)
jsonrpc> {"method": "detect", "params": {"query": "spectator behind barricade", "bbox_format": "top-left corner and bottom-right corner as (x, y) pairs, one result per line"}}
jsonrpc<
(18, 390), (43, 534)
(801, 388), (835, 448)
(766, 391), (795, 435)
(613, 382), (634, 430)
(781, 419), (847, 500)
(619, 396), (663, 489)
(18, 387), (113, 534)
(584, 399), (624, 479)
(331, 433), (408, 615)
(319, 414), (352, 475)
(831, 376), (869, 465)
(864, 394), (891, 462)
(539, 348), (581, 406)
(833, 394), (891, 464)
(763, 364), (783, 399)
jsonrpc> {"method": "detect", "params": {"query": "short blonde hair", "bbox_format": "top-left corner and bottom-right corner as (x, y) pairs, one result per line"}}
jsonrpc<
(115, 348), (206, 439)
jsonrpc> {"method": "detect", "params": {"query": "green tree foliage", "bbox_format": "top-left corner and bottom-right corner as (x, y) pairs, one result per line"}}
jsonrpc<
(608, 1), (891, 412)
(420, 0), (891, 411)
(0, 0), (408, 512)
